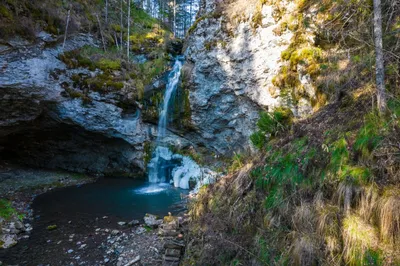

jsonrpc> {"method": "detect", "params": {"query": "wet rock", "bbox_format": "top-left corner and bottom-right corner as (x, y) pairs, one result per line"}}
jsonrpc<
(127, 220), (140, 227)
(124, 255), (140, 266)
(111, 230), (120, 235)
(1, 234), (17, 248)
(135, 227), (146, 235)
(67, 249), (74, 254)
(163, 240), (185, 249)
(117, 222), (126, 226)
(163, 255), (180, 262)
(144, 214), (163, 228)
(165, 248), (181, 257)
(158, 229), (179, 237)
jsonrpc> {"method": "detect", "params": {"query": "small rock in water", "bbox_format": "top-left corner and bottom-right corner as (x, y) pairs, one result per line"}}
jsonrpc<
(76, 241), (82, 245)
(103, 216), (108, 219)
(117, 222), (126, 226)
(104, 258), (110, 263)
(57, 241), (62, 245)
(67, 249), (74, 254)
(111, 229), (120, 235)
(79, 244), (87, 249)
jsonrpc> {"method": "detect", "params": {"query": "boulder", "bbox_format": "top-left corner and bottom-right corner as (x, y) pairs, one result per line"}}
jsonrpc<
(144, 214), (163, 228)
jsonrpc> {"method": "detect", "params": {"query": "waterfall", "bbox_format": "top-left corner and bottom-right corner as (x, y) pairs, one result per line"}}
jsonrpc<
(156, 56), (183, 142)
(148, 57), (184, 184)
(147, 56), (217, 190)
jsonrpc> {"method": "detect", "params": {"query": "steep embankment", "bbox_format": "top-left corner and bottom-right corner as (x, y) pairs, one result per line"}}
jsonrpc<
(183, 0), (400, 265)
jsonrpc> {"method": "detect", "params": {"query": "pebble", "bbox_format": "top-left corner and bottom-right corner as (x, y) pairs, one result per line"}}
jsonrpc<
(104, 258), (110, 263)
(79, 244), (87, 249)
(67, 249), (74, 254)
(117, 221), (126, 226)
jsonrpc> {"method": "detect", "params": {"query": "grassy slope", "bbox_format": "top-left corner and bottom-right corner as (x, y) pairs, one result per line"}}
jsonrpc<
(184, 0), (400, 265)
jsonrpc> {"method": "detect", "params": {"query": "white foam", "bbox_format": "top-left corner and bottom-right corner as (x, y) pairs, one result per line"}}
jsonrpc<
(133, 183), (171, 195)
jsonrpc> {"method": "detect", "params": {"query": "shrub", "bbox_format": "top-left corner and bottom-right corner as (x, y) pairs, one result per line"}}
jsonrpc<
(251, 107), (294, 149)
(250, 131), (266, 149)
(0, 199), (23, 221)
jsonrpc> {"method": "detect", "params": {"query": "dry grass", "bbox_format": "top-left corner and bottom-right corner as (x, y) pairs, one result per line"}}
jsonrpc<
(290, 234), (320, 266)
(335, 181), (362, 214)
(292, 203), (316, 233)
(379, 187), (400, 246)
(317, 204), (341, 263)
(358, 184), (379, 222)
(342, 215), (379, 265)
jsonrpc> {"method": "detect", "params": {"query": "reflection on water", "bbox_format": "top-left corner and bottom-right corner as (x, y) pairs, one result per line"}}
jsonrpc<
(32, 177), (188, 220)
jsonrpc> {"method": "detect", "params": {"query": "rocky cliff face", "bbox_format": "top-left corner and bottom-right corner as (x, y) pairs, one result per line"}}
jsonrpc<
(182, 0), (315, 155)
(0, 33), (155, 175)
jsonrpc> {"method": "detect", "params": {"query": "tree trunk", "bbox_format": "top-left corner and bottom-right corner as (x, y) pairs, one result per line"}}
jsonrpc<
(373, 0), (387, 113)
(173, 0), (176, 37)
(105, 0), (108, 24)
(96, 14), (107, 52)
(120, 0), (124, 51)
(62, 9), (71, 50)
(127, 0), (131, 59)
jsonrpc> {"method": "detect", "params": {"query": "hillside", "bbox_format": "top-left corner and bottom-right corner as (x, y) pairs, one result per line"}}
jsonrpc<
(182, 0), (400, 265)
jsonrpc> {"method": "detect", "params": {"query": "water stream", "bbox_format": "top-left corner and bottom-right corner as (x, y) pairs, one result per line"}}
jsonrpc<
(147, 56), (216, 190)
(148, 56), (184, 184)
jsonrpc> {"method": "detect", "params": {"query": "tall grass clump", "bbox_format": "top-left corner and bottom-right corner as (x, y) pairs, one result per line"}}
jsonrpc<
(250, 107), (293, 149)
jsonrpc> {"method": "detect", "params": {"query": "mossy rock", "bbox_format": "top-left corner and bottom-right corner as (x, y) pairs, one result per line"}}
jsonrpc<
(47, 225), (57, 231)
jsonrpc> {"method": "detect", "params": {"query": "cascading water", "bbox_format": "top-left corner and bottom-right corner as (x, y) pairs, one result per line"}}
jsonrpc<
(148, 56), (184, 184)
(147, 56), (217, 191)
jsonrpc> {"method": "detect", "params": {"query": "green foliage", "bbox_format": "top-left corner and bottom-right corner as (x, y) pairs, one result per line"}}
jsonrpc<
(98, 58), (121, 71)
(264, 185), (283, 210)
(250, 131), (266, 150)
(229, 152), (246, 173)
(187, 12), (222, 35)
(143, 142), (153, 169)
(0, 199), (23, 221)
(328, 136), (349, 173)
(255, 137), (319, 210)
(250, 107), (293, 149)
(354, 113), (384, 159)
